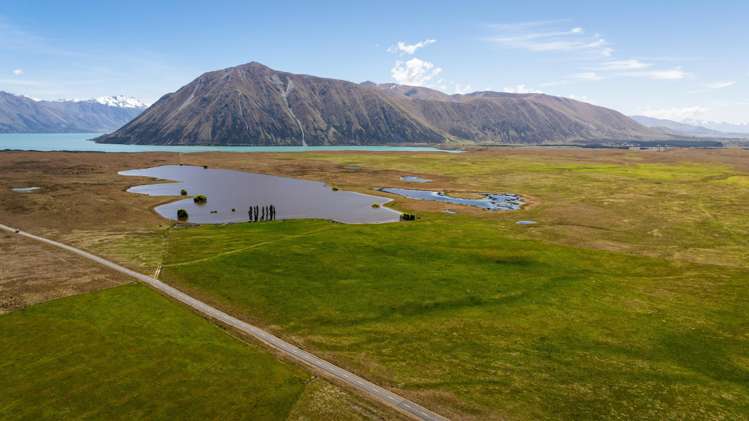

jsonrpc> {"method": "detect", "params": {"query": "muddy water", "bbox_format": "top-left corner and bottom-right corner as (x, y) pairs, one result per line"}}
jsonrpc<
(120, 165), (401, 224)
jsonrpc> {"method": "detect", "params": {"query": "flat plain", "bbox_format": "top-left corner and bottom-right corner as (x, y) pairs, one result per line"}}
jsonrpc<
(1, 147), (748, 419)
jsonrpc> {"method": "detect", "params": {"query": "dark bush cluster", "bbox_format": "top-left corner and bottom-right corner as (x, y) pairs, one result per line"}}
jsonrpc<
(400, 213), (416, 221)
(193, 194), (207, 204)
(180, 189), (187, 196)
(176, 209), (189, 220)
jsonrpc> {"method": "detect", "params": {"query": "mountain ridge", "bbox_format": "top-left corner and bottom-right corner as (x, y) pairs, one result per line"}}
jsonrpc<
(0, 91), (146, 133)
(97, 61), (670, 146)
(632, 115), (749, 139)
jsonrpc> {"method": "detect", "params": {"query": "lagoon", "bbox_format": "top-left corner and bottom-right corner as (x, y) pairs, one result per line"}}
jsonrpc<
(121, 165), (401, 224)
(0, 133), (452, 153)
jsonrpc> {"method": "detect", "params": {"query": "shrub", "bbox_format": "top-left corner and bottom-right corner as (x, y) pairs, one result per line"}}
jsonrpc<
(193, 194), (208, 204)
(371, 203), (380, 208)
(176, 209), (188, 220)
(400, 213), (416, 221)
(332, 187), (339, 191)
(180, 189), (187, 196)
(203, 165), (208, 169)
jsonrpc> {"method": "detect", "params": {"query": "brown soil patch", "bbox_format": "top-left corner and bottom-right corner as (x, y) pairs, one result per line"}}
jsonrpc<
(0, 231), (129, 313)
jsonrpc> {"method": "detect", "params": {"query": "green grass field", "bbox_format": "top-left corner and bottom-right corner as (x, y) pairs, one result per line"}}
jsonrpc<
(143, 150), (749, 419)
(160, 215), (749, 419)
(0, 283), (397, 420)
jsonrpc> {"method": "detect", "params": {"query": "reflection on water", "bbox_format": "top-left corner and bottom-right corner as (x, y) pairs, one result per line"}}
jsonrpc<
(120, 165), (401, 224)
(381, 188), (522, 210)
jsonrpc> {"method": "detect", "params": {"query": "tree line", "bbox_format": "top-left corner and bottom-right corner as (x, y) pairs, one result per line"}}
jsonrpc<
(248, 204), (277, 222)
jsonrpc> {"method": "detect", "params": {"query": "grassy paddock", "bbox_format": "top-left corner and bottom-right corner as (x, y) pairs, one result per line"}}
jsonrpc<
(0, 283), (398, 420)
(161, 214), (749, 420)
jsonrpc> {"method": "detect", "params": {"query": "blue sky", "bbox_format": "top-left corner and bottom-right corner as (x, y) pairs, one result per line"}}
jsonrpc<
(1, 0), (747, 123)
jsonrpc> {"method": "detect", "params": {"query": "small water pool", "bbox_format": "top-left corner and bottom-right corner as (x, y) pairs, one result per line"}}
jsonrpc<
(11, 187), (40, 193)
(380, 188), (522, 211)
(120, 165), (401, 224)
(400, 176), (432, 183)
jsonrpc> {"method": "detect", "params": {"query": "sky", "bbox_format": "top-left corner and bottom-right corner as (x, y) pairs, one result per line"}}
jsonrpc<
(1, 0), (747, 123)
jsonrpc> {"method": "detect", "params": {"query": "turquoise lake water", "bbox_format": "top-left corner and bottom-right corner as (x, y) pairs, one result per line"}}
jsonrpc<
(0, 133), (452, 153)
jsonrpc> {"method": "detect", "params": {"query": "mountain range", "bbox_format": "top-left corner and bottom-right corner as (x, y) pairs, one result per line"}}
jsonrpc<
(0, 92), (146, 133)
(97, 62), (670, 146)
(631, 115), (749, 139)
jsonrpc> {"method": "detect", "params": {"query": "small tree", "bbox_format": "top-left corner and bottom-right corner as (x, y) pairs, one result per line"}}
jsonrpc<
(177, 209), (189, 220)
(193, 194), (207, 204)
(180, 189), (187, 196)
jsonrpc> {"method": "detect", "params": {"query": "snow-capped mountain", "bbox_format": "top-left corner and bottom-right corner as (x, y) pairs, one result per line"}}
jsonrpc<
(92, 95), (148, 109)
(1, 91), (146, 133)
(31, 95), (148, 109)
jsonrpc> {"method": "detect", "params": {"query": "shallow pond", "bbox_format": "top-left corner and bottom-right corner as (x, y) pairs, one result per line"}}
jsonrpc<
(400, 176), (432, 183)
(11, 187), (40, 193)
(380, 188), (522, 211)
(120, 165), (401, 224)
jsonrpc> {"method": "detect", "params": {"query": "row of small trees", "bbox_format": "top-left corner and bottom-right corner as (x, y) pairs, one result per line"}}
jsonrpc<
(249, 204), (276, 222)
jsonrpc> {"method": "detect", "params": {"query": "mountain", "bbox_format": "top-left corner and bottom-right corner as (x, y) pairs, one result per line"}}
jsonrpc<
(97, 62), (667, 146)
(0, 92), (146, 133)
(92, 95), (148, 108)
(631, 115), (727, 137)
(682, 119), (749, 135)
(632, 115), (749, 139)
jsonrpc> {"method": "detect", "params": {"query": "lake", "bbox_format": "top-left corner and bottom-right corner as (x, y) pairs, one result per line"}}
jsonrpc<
(380, 188), (523, 211)
(121, 165), (401, 224)
(0, 133), (453, 153)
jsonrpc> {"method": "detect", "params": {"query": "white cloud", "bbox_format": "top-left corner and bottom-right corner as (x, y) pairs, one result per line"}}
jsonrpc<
(502, 84), (543, 94)
(436, 81), (473, 94)
(12, 68), (23, 76)
(388, 39), (436, 55)
(705, 80), (735, 89)
(391, 58), (442, 86)
(640, 68), (688, 80)
(638, 106), (709, 121)
(486, 21), (613, 57)
(687, 80), (736, 94)
(597, 59), (651, 71)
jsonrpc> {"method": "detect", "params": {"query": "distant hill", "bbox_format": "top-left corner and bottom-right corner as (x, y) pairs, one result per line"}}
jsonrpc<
(97, 62), (668, 146)
(631, 115), (749, 139)
(0, 92), (146, 133)
(682, 119), (749, 135)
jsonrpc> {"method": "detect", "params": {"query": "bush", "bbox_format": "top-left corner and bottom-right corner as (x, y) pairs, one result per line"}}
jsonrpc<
(176, 209), (188, 220)
(371, 203), (380, 208)
(400, 213), (416, 221)
(203, 165), (208, 169)
(180, 189), (187, 196)
(332, 187), (339, 191)
(193, 194), (208, 204)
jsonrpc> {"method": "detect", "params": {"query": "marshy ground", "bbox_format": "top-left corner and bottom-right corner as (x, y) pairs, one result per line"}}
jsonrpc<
(1, 147), (748, 419)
